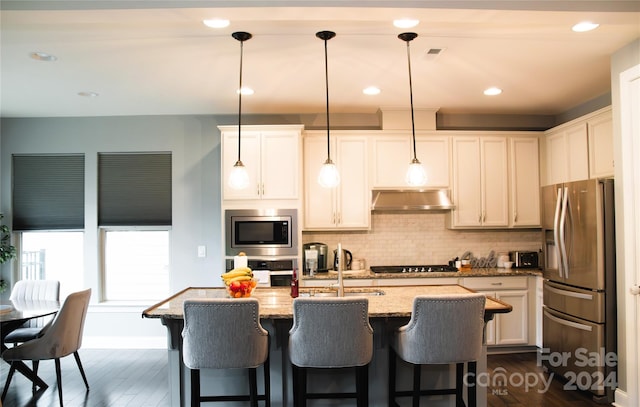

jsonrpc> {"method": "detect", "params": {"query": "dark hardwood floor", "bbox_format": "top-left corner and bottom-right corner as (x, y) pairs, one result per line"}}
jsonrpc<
(486, 352), (613, 407)
(1, 349), (613, 406)
(1, 349), (169, 407)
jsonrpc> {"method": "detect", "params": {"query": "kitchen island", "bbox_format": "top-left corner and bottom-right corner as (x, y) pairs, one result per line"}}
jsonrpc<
(143, 285), (511, 407)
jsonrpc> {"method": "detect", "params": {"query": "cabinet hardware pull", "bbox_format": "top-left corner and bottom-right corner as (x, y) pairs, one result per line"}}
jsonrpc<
(491, 282), (503, 286)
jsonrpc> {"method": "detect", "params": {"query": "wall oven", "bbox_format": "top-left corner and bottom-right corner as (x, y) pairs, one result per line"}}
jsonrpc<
(225, 208), (298, 257)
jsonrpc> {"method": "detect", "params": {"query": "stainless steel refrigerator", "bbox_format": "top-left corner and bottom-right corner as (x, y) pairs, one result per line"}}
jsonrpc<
(541, 178), (616, 402)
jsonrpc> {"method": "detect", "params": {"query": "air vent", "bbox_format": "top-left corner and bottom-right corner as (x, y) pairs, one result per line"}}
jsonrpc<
(424, 48), (445, 61)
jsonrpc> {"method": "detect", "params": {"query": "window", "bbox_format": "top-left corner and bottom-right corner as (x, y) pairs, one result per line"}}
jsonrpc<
(98, 153), (172, 302)
(20, 231), (84, 299)
(103, 230), (169, 301)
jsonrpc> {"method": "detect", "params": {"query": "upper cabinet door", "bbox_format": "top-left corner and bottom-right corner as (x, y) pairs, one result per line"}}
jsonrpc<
(303, 132), (370, 230)
(303, 135), (336, 229)
(544, 122), (589, 185)
(588, 109), (614, 179)
(370, 133), (450, 188)
(510, 137), (541, 227)
(480, 137), (509, 227)
(451, 136), (483, 227)
(261, 132), (300, 200)
(221, 125), (302, 201)
(222, 131), (262, 200)
(450, 135), (509, 228)
(415, 135), (451, 188)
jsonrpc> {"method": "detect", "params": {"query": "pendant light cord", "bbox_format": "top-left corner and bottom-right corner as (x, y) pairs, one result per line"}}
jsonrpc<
(405, 37), (418, 161)
(237, 39), (244, 164)
(323, 36), (331, 162)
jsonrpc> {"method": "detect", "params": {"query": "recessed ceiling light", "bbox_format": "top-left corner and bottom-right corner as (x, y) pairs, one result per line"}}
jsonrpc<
(203, 19), (230, 29)
(78, 91), (99, 98)
(393, 19), (419, 29)
(237, 87), (254, 95)
(29, 52), (58, 62)
(572, 21), (599, 32)
(483, 87), (502, 96)
(363, 86), (381, 95)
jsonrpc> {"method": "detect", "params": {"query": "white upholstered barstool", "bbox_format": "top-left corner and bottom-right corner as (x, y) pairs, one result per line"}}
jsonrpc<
(182, 298), (270, 407)
(388, 293), (486, 407)
(288, 297), (373, 407)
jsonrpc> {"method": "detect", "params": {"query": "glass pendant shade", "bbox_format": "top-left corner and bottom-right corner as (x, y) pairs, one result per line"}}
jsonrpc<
(406, 158), (428, 186)
(228, 160), (250, 190)
(318, 158), (340, 188)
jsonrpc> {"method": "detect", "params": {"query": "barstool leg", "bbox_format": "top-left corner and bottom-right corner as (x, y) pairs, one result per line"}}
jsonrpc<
(249, 368), (258, 407)
(356, 365), (369, 407)
(412, 364), (421, 407)
(263, 357), (271, 407)
(468, 361), (477, 407)
(190, 369), (200, 407)
(456, 363), (464, 407)
(388, 347), (397, 407)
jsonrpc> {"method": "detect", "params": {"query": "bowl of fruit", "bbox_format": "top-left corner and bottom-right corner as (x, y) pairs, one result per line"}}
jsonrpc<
(221, 267), (258, 298)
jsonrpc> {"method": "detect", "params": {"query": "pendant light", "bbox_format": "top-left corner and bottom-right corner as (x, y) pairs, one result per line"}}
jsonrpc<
(399, 32), (428, 187)
(316, 30), (340, 189)
(228, 31), (252, 190)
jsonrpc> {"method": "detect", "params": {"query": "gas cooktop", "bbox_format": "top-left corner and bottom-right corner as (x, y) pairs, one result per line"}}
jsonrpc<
(370, 265), (458, 273)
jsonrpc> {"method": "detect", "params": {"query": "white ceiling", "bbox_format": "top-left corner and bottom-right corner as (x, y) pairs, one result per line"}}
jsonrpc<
(1, 1), (639, 118)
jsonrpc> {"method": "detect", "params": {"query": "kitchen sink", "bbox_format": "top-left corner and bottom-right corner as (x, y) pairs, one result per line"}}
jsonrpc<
(299, 288), (385, 297)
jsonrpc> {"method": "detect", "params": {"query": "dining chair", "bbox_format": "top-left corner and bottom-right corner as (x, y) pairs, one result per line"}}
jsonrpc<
(388, 293), (486, 407)
(4, 280), (61, 346)
(1, 288), (91, 407)
(182, 298), (270, 407)
(288, 297), (373, 407)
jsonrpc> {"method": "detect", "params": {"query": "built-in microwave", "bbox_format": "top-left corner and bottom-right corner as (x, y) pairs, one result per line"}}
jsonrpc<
(225, 209), (298, 257)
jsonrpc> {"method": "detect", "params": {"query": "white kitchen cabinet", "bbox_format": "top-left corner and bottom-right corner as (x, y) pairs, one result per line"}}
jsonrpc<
(461, 276), (530, 346)
(303, 131), (369, 230)
(544, 121), (589, 186)
(588, 109), (614, 179)
(542, 106), (613, 186)
(449, 136), (509, 228)
(371, 132), (450, 188)
(220, 125), (303, 200)
(509, 136), (541, 227)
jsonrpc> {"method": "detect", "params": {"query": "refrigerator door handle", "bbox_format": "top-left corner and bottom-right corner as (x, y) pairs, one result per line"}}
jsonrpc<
(559, 186), (570, 279)
(553, 187), (563, 279)
(545, 284), (594, 300)
(544, 308), (593, 332)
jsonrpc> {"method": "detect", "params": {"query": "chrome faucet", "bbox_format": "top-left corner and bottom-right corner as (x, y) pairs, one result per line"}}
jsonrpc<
(336, 243), (344, 297)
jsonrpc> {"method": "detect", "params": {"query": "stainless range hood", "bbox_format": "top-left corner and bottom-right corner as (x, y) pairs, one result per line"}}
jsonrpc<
(371, 189), (455, 211)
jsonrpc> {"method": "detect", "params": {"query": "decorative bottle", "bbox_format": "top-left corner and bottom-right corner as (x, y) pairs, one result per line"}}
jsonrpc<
(290, 267), (299, 298)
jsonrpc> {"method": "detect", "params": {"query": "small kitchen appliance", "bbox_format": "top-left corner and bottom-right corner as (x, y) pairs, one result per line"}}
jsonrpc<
(333, 248), (353, 271)
(511, 251), (539, 269)
(302, 242), (328, 273)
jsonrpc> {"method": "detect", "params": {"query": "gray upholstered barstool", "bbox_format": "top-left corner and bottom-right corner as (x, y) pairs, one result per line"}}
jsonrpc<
(182, 298), (270, 407)
(288, 297), (373, 407)
(388, 293), (486, 407)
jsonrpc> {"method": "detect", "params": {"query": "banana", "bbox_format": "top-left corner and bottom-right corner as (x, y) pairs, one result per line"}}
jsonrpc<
(221, 267), (253, 282)
(228, 275), (252, 283)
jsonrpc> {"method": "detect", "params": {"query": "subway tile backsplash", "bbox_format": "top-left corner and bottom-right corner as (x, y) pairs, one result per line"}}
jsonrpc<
(302, 212), (541, 267)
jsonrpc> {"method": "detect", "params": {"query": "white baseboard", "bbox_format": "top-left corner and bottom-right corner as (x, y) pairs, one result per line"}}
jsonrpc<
(613, 388), (630, 407)
(82, 336), (166, 349)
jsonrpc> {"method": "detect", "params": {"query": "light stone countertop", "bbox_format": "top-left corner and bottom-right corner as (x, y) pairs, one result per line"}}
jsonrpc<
(303, 267), (541, 280)
(142, 285), (512, 321)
